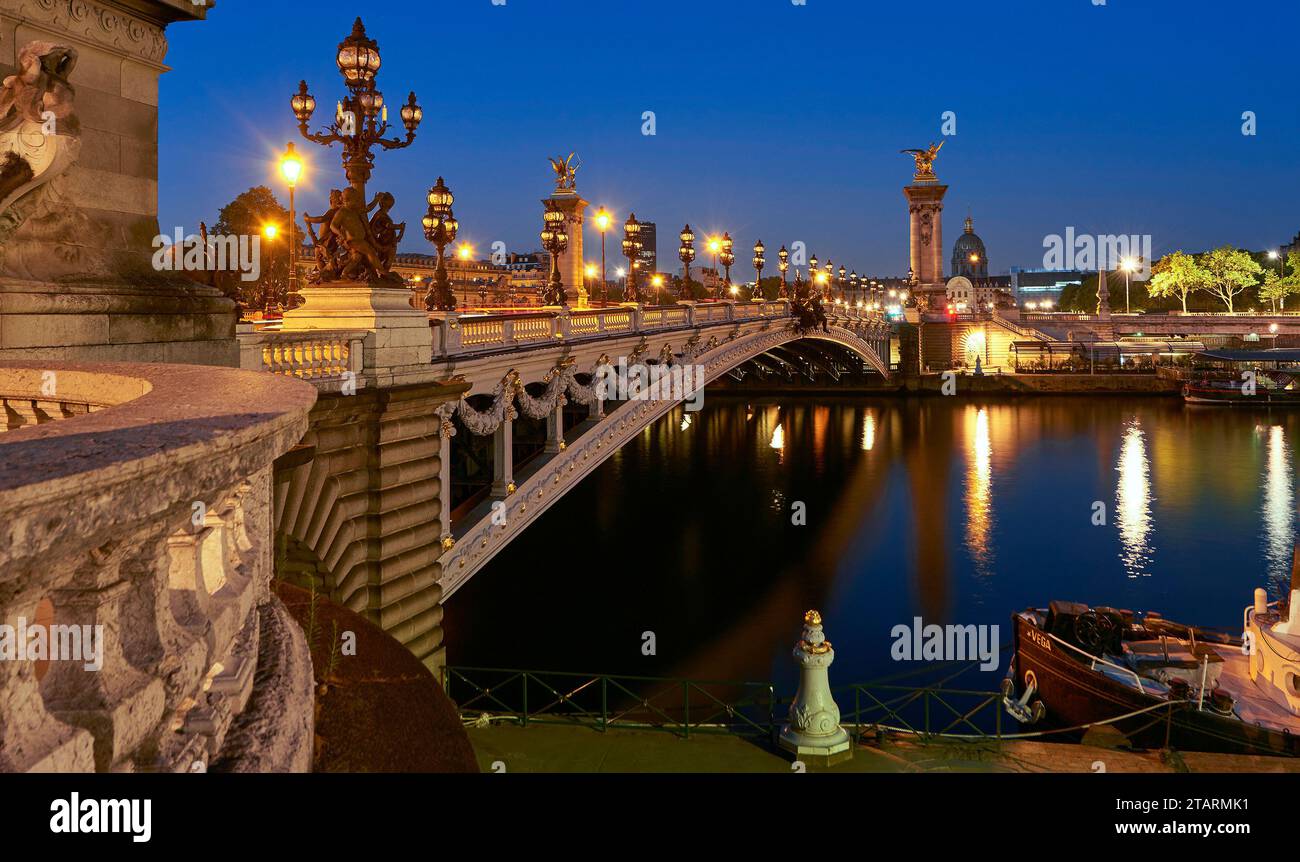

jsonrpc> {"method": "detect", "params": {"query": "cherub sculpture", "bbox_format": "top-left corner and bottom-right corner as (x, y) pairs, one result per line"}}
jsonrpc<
(329, 186), (386, 281)
(303, 189), (344, 282)
(367, 190), (405, 272)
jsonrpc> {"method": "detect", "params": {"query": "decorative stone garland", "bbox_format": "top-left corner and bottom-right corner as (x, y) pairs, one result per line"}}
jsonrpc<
(452, 357), (612, 435)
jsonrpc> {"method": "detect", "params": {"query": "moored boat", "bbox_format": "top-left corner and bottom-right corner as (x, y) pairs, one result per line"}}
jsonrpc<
(1181, 348), (1300, 406)
(1004, 572), (1300, 755)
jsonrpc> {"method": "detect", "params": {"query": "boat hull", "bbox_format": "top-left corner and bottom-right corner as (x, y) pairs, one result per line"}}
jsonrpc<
(1012, 614), (1299, 756)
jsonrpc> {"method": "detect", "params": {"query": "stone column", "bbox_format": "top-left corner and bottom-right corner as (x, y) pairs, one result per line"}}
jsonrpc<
(491, 418), (514, 498)
(542, 190), (588, 307)
(903, 182), (949, 311)
(0, 0), (237, 366)
(545, 399), (564, 454)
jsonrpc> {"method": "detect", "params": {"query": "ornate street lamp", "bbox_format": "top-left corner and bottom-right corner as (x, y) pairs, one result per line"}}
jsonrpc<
(719, 231), (735, 299)
(422, 176), (458, 311)
(838, 264), (847, 302)
(290, 18), (421, 199)
(278, 142), (303, 306)
(595, 208), (612, 303)
(622, 213), (643, 303)
(678, 224), (696, 299)
(777, 245), (789, 296)
(751, 239), (766, 301)
(540, 201), (569, 307)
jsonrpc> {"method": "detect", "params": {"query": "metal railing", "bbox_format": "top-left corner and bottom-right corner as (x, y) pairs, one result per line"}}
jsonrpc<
(443, 666), (779, 738)
(838, 683), (1005, 740)
(443, 666), (1003, 741)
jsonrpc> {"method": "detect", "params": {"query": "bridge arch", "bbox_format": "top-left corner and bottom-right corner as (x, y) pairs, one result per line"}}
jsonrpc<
(437, 319), (890, 597)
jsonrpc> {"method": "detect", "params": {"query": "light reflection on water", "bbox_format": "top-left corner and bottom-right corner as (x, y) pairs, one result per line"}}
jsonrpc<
(964, 406), (993, 576)
(1116, 418), (1154, 578)
(1262, 424), (1294, 592)
(447, 397), (1300, 687)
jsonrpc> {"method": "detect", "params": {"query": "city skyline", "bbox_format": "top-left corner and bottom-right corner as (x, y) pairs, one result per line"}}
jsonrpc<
(159, 0), (1300, 277)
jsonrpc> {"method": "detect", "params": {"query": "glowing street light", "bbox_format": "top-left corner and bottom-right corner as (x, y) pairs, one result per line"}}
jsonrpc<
(777, 245), (790, 297)
(751, 239), (766, 301)
(277, 141), (303, 306)
(1121, 256), (1138, 314)
(622, 214), (643, 303)
(422, 176), (458, 310)
(678, 225), (696, 299)
(718, 232), (735, 299)
(595, 207), (612, 302)
(261, 223), (281, 313)
(540, 201), (570, 307)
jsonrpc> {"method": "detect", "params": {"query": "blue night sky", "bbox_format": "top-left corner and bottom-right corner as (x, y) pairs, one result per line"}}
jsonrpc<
(159, 0), (1300, 277)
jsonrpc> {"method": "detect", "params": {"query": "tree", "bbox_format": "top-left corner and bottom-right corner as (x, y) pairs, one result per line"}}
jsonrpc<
(1147, 251), (1210, 314)
(1198, 246), (1261, 313)
(211, 186), (299, 313)
(1259, 270), (1288, 312)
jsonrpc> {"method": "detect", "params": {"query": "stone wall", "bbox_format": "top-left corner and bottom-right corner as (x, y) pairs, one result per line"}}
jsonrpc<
(0, 361), (318, 771)
(273, 379), (468, 673)
(0, 0), (237, 366)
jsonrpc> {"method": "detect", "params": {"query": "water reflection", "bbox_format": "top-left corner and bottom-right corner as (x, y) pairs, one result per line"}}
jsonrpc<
(1262, 425), (1294, 591)
(448, 397), (1300, 687)
(964, 406), (993, 575)
(1116, 418), (1155, 578)
(862, 411), (876, 451)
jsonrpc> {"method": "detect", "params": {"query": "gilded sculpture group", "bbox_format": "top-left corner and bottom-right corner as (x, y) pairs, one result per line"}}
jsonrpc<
(302, 186), (405, 284)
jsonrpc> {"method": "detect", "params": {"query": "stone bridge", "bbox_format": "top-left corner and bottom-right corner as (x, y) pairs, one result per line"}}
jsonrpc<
(243, 299), (891, 670)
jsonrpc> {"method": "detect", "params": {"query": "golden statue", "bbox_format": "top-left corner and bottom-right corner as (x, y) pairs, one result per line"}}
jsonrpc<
(900, 141), (944, 180)
(548, 152), (579, 190)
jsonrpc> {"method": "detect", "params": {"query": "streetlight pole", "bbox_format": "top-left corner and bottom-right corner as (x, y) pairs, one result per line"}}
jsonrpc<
(261, 223), (280, 313)
(751, 239), (765, 301)
(422, 177), (458, 311)
(778, 246), (789, 297)
(290, 19), (422, 200)
(279, 142), (302, 307)
(1121, 256), (1137, 315)
(622, 214), (643, 304)
(540, 202), (569, 308)
(720, 232), (735, 300)
(595, 208), (611, 305)
(678, 224), (696, 300)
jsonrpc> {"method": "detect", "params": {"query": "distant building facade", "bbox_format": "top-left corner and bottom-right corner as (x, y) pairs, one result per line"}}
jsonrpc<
(1010, 267), (1087, 305)
(636, 221), (657, 273)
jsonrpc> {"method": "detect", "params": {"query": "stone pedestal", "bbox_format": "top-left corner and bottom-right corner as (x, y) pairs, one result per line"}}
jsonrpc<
(903, 182), (949, 311)
(0, 1), (238, 366)
(542, 190), (588, 307)
(281, 283), (433, 388)
(779, 610), (852, 766)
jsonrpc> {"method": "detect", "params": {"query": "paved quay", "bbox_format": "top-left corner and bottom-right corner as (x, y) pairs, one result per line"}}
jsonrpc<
(467, 724), (1300, 773)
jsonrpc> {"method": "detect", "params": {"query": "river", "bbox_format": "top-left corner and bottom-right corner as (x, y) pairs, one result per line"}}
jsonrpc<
(443, 395), (1300, 693)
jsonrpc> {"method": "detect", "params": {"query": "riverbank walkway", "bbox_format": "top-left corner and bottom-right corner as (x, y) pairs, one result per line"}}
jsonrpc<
(467, 724), (1300, 773)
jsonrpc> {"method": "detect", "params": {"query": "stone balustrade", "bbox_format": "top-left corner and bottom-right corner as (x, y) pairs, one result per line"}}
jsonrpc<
(0, 362), (318, 772)
(429, 299), (880, 358)
(238, 330), (367, 391)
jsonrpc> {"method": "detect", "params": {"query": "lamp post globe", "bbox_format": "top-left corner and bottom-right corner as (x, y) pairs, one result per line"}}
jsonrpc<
(678, 224), (696, 300)
(422, 176), (458, 311)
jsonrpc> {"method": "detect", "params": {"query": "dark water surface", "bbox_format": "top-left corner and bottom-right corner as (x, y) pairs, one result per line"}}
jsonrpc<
(443, 396), (1300, 693)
